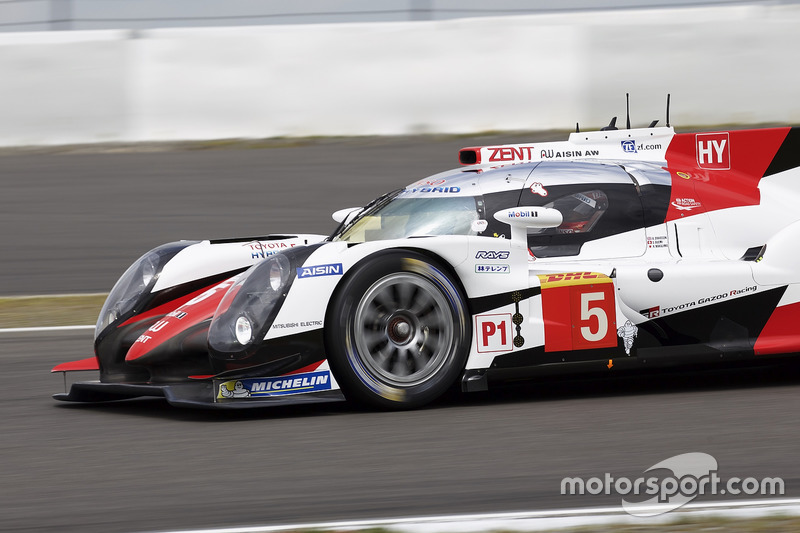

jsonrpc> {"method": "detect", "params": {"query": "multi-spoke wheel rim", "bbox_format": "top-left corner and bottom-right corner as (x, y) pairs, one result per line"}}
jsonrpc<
(352, 272), (455, 387)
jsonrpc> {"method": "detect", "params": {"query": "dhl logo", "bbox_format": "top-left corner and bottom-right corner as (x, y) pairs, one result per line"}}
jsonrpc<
(537, 271), (612, 289)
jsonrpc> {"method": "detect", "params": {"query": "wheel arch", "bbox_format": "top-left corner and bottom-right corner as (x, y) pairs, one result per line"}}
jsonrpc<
(323, 245), (469, 338)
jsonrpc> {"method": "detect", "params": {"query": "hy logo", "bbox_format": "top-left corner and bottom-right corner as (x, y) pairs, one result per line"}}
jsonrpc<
(696, 133), (730, 170)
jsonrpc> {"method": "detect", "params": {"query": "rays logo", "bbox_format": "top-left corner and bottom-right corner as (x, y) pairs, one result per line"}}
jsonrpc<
(297, 263), (343, 278)
(475, 250), (510, 260)
(621, 140), (637, 154)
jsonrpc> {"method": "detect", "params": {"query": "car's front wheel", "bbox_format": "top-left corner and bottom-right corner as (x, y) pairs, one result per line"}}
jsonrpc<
(326, 251), (470, 409)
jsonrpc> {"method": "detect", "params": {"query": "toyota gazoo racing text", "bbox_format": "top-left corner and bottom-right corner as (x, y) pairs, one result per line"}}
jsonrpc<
(53, 121), (800, 409)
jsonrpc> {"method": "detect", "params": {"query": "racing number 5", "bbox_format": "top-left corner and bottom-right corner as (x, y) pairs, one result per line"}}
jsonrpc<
(539, 272), (618, 353)
(571, 284), (617, 350)
(580, 292), (608, 342)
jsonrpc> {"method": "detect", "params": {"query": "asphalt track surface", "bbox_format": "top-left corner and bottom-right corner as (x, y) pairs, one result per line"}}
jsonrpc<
(0, 133), (549, 296)
(2, 136), (800, 532)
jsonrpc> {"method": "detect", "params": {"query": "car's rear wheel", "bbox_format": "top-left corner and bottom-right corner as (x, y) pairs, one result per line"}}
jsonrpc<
(326, 251), (470, 409)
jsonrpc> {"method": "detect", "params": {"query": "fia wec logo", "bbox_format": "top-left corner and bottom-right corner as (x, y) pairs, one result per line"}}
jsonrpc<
(696, 133), (730, 170)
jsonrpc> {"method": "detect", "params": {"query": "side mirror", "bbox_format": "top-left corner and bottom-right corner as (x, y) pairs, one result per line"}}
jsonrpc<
(332, 207), (362, 224)
(493, 206), (563, 247)
(493, 207), (563, 229)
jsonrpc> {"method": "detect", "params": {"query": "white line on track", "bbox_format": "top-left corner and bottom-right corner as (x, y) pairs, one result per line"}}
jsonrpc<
(0, 325), (94, 334)
(146, 498), (800, 533)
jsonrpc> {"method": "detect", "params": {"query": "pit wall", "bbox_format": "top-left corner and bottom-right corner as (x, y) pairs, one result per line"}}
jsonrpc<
(1, 4), (798, 146)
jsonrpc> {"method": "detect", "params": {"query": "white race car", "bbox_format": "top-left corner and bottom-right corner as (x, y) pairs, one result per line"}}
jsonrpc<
(54, 121), (800, 409)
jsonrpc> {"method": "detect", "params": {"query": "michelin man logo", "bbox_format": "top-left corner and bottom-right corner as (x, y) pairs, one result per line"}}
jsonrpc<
(617, 320), (638, 355)
(219, 380), (250, 398)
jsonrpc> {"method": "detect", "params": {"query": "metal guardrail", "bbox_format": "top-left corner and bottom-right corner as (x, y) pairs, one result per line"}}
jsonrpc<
(1, 0), (797, 32)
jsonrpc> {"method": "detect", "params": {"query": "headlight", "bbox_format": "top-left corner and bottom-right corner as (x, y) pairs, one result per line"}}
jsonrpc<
(141, 254), (157, 286)
(95, 242), (193, 339)
(208, 254), (292, 356)
(269, 259), (287, 291)
(234, 315), (253, 345)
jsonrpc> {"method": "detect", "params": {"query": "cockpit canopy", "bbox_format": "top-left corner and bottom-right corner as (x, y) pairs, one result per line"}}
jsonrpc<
(333, 193), (482, 243)
(331, 161), (671, 258)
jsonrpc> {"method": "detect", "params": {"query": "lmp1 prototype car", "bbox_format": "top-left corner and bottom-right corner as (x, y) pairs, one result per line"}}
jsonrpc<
(53, 121), (800, 409)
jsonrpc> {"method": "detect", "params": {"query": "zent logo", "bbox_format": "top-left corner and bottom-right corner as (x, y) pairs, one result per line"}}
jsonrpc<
(475, 250), (510, 260)
(621, 140), (637, 154)
(475, 314), (513, 353)
(488, 146), (536, 162)
(696, 133), (730, 170)
(297, 263), (343, 278)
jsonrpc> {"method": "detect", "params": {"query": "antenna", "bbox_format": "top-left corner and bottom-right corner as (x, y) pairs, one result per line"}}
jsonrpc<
(576, 122), (580, 133)
(626, 93), (631, 129)
(601, 117), (618, 131)
(666, 93), (671, 127)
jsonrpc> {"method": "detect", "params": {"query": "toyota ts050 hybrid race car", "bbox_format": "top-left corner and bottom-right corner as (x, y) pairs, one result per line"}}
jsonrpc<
(53, 120), (800, 410)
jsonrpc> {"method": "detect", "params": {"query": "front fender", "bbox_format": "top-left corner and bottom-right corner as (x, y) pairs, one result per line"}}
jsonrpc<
(95, 234), (325, 382)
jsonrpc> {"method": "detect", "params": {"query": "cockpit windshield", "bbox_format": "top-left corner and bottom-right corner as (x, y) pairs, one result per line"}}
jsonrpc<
(332, 192), (482, 243)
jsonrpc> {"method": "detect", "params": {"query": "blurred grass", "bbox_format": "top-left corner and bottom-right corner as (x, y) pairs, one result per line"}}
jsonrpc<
(0, 294), (106, 328)
(567, 514), (800, 532)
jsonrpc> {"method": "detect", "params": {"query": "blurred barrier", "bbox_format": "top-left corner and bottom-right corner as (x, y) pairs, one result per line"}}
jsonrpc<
(1, 4), (799, 147)
(3, 0), (779, 32)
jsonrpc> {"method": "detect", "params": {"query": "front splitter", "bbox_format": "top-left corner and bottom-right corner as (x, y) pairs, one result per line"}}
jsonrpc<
(54, 380), (345, 409)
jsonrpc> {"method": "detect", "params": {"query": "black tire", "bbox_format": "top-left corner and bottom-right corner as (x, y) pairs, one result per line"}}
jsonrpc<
(325, 250), (470, 409)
